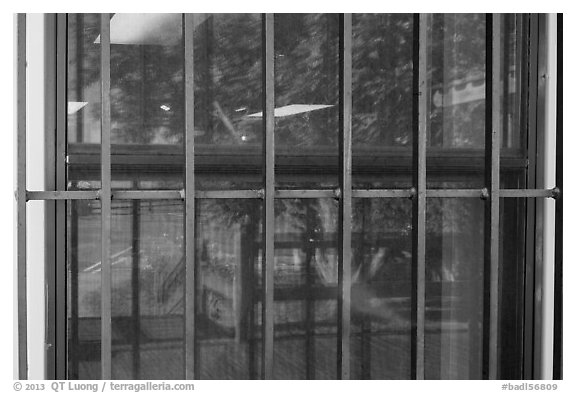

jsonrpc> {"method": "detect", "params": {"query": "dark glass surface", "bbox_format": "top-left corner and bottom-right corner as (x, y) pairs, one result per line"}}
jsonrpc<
(110, 200), (184, 379)
(196, 199), (262, 379)
(194, 14), (263, 190)
(273, 199), (338, 379)
(351, 198), (412, 379)
(424, 198), (484, 379)
(352, 14), (413, 189)
(67, 200), (102, 379)
(274, 14), (339, 189)
(499, 198), (527, 379)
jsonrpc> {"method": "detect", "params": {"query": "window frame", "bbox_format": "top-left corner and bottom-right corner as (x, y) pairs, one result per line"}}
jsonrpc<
(15, 12), (562, 380)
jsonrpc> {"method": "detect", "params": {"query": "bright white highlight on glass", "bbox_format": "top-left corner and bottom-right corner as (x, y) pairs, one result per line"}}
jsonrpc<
(94, 13), (210, 46)
(67, 101), (88, 115)
(248, 104), (334, 118)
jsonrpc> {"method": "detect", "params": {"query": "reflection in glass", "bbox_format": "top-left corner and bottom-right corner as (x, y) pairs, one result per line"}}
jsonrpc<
(352, 14), (413, 189)
(196, 200), (262, 379)
(274, 14), (339, 189)
(427, 14), (486, 189)
(500, 14), (529, 189)
(424, 198), (484, 379)
(67, 200), (102, 379)
(108, 14), (184, 189)
(273, 199), (338, 379)
(194, 14), (262, 190)
(351, 198), (412, 379)
(67, 14), (102, 187)
(110, 200), (184, 379)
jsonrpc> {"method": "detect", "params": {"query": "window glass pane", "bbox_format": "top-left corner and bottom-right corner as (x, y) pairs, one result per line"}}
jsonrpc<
(351, 198), (412, 379)
(427, 14), (486, 189)
(273, 199), (338, 379)
(67, 200), (101, 379)
(196, 199), (262, 379)
(109, 13), (184, 190)
(67, 13), (101, 189)
(424, 198), (484, 379)
(110, 200), (184, 379)
(194, 14), (262, 191)
(499, 198), (527, 379)
(500, 14), (529, 189)
(274, 14), (339, 189)
(352, 14), (413, 189)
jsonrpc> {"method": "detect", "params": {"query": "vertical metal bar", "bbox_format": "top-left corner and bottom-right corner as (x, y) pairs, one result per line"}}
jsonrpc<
(484, 13), (502, 380)
(337, 13), (352, 381)
(262, 13), (275, 380)
(553, 12), (562, 381)
(100, 13), (112, 380)
(16, 12), (28, 381)
(411, 13), (427, 380)
(183, 13), (196, 380)
(43, 13), (57, 380)
(55, 13), (68, 380)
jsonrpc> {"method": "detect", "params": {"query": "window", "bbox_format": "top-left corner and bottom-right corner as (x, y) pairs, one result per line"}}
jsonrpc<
(15, 13), (562, 380)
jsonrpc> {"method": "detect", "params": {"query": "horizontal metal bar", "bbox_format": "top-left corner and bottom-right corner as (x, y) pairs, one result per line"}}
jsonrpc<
(426, 189), (486, 198)
(23, 188), (561, 201)
(352, 189), (414, 198)
(500, 188), (558, 198)
(27, 190), (99, 200)
(275, 189), (337, 199)
(196, 190), (262, 199)
(112, 190), (184, 200)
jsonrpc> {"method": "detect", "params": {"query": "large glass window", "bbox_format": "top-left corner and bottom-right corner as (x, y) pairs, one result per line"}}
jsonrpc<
(51, 13), (552, 380)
